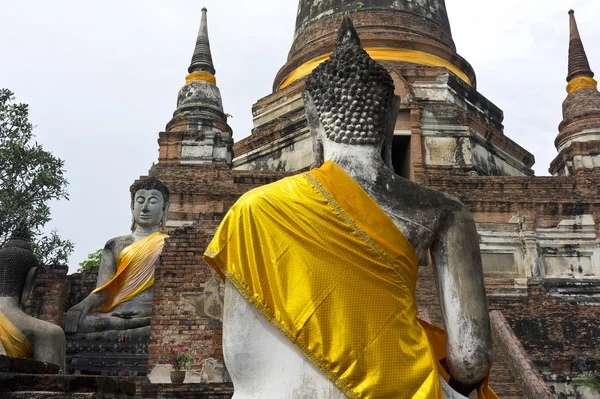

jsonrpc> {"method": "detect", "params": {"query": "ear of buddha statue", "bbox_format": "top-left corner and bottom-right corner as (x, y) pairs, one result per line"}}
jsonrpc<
(160, 200), (170, 230)
(20, 266), (38, 309)
(303, 16), (399, 169)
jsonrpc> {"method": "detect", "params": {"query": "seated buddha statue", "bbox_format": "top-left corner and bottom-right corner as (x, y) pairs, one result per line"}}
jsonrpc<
(64, 173), (169, 339)
(0, 223), (66, 370)
(204, 18), (495, 399)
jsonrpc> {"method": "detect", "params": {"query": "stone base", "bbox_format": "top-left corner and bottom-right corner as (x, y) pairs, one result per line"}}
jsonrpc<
(0, 355), (60, 374)
(66, 334), (149, 376)
(0, 374), (135, 398)
(138, 382), (233, 398)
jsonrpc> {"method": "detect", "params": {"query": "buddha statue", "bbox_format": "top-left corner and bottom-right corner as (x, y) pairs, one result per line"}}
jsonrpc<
(0, 223), (66, 370)
(64, 174), (169, 339)
(204, 18), (495, 399)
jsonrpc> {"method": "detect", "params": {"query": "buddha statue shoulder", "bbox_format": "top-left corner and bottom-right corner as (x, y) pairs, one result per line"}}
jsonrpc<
(64, 173), (170, 337)
(204, 18), (494, 399)
(0, 223), (66, 370)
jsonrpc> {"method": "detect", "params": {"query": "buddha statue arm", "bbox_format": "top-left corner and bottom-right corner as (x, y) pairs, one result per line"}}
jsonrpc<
(64, 242), (116, 333)
(431, 204), (493, 396)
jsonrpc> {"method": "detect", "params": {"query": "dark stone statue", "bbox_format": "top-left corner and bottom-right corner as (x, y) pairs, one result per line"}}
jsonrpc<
(64, 173), (169, 341)
(0, 224), (66, 370)
(220, 18), (492, 398)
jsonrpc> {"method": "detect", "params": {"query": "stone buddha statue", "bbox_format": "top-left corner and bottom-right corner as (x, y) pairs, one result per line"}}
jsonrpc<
(64, 174), (169, 339)
(0, 223), (66, 370)
(204, 18), (494, 399)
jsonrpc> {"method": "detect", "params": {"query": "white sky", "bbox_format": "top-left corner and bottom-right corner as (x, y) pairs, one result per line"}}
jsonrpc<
(1, 0), (599, 273)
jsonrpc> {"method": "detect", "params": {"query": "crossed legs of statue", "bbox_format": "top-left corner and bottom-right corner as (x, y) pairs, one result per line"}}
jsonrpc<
(67, 297), (152, 340)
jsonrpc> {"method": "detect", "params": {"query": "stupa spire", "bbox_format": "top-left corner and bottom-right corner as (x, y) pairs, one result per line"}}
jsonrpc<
(187, 7), (216, 81)
(567, 10), (594, 83)
(550, 10), (600, 176)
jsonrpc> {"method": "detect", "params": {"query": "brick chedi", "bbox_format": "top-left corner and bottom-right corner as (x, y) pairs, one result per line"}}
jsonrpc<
(160, 8), (233, 169)
(550, 10), (600, 176)
(233, 0), (535, 179)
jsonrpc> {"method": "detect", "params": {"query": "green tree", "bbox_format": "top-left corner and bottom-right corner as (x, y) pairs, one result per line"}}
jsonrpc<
(0, 88), (73, 265)
(572, 374), (600, 394)
(78, 249), (102, 272)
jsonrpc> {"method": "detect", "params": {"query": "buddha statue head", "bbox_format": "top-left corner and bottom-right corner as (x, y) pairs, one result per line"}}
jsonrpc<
(0, 222), (39, 307)
(303, 17), (399, 167)
(129, 168), (170, 230)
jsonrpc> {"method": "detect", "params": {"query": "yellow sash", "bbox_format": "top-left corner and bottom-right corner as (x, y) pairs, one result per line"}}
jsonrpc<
(92, 232), (167, 313)
(204, 161), (496, 399)
(0, 309), (33, 359)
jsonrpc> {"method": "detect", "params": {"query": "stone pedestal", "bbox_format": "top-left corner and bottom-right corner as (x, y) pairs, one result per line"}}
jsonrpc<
(0, 355), (60, 374)
(66, 334), (149, 376)
(0, 374), (135, 398)
(138, 382), (233, 399)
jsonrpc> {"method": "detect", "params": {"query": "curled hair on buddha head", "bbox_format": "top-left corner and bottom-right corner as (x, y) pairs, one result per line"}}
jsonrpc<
(0, 220), (39, 298)
(129, 164), (170, 212)
(304, 16), (395, 146)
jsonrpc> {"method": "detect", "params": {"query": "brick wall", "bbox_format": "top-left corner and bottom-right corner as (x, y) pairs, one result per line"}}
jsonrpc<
(490, 280), (600, 382)
(148, 213), (226, 374)
(25, 266), (99, 328)
(25, 264), (68, 326)
(66, 268), (98, 310)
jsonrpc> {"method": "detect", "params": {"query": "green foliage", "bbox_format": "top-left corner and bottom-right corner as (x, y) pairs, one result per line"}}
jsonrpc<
(78, 249), (102, 272)
(0, 89), (73, 265)
(572, 374), (600, 393)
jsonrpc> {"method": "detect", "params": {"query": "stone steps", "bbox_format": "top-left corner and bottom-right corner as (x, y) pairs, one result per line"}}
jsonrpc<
(2, 392), (97, 399)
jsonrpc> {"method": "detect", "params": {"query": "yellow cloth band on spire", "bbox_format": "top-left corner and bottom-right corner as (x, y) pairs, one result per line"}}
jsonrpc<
(186, 70), (217, 85)
(0, 309), (33, 359)
(279, 48), (473, 90)
(92, 232), (167, 313)
(567, 76), (598, 94)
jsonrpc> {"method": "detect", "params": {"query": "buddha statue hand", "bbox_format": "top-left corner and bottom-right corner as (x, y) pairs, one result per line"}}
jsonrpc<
(64, 299), (93, 333)
(449, 377), (480, 397)
(111, 308), (152, 320)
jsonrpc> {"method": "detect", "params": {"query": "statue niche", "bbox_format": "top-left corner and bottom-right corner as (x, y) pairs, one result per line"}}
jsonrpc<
(204, 18), (495, 399)
(64, 172), (169, 374)
(0, 223), (66, 370)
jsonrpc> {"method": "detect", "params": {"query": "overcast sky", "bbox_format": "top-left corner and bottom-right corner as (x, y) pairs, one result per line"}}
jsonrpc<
(1, 0), (599, 273)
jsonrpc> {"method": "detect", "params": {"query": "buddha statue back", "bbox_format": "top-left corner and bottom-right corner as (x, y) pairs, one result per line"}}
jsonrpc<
(208, 17), (492, 399)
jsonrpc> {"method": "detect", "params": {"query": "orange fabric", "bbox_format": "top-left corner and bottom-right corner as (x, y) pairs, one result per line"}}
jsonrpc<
(92, 232), (167, 312)
(0, 309), (33, 359)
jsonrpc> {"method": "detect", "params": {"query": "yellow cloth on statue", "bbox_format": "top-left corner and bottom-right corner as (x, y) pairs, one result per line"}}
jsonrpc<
(92, 232), (167, 313)
(204, 161), (497, 399)
(0, 309), (33, 359)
